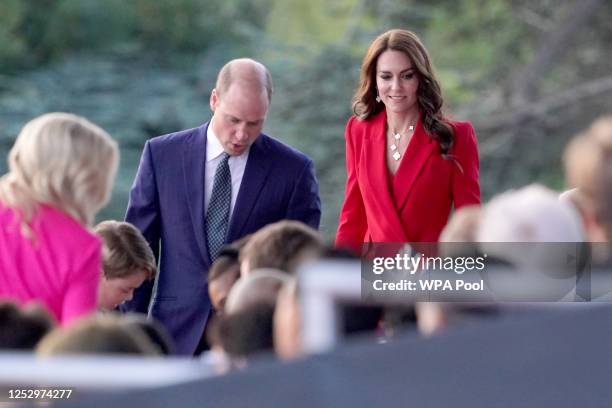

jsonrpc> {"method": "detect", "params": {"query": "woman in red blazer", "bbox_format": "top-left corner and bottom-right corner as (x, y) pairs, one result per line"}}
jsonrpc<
(335, 29), (480, 253)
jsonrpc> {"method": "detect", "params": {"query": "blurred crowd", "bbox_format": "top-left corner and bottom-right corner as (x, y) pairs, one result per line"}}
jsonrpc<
(1, 111), (611, 377)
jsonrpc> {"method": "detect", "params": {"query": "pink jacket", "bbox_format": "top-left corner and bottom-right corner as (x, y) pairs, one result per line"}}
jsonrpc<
(0, 202), (101, 325)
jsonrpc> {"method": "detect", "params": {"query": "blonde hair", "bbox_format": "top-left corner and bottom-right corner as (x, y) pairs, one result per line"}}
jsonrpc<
(94, 220), (156, 280)
(0, 113), (119, 229)
(564, 116), (612, 237)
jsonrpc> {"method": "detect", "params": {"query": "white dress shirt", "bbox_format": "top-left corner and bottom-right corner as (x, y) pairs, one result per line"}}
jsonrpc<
(204, 119), (249, 218)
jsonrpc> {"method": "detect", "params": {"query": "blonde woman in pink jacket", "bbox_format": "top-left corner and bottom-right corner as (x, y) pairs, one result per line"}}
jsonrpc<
(0, 113), (119, 325)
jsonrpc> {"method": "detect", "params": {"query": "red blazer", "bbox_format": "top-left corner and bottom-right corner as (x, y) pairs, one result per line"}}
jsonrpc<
(335, 110), (480, 253)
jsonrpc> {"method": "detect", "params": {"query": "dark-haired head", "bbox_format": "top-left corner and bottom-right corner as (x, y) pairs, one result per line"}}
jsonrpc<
(0, 302), (55, 350)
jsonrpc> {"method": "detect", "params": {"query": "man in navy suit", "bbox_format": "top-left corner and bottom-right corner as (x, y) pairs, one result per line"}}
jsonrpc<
(123, 59), (321, 355)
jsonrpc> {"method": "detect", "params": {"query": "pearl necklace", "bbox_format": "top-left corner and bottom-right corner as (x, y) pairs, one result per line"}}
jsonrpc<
(390, 125), (414, 161)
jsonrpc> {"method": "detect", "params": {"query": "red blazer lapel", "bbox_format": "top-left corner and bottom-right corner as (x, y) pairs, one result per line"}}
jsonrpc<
(392, 116), (437, 214)
(361, 111), (409, 242)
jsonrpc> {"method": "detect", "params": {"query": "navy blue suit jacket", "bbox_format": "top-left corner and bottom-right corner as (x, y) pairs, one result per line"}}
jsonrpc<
(123, 122), (321, 354)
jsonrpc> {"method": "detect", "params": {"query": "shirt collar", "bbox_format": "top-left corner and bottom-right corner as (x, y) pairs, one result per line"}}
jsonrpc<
(206, 117), (225, 162)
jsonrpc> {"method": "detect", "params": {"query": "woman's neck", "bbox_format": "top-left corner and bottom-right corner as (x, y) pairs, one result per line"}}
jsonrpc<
(386, 109), (420, 133)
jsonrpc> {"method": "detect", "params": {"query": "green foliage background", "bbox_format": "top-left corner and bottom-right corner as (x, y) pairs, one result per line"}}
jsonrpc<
(1, 0), (610, 240)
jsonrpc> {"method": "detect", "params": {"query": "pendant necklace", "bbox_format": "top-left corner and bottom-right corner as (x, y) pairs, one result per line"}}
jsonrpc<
(390, 124), (414, 161)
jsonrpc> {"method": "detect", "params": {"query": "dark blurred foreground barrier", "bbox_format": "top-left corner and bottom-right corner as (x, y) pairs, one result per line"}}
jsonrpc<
(51, 304), (612, 408)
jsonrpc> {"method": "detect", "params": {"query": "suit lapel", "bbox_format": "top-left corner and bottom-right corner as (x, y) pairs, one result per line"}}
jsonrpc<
(392, 116), (437, 213)
(183, 123), (211, 265)
(226, 135), (271, 242)
(362, 111), (408, 241)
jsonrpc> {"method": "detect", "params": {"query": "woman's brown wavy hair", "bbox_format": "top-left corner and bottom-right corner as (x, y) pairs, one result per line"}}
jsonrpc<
(352, 29), (455, 157)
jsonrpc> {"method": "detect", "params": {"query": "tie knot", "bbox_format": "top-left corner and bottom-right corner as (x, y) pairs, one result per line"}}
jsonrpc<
(220, 152), (230, 163)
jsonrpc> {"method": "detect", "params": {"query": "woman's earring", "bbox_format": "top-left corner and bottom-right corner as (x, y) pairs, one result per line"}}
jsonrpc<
(376, 95), (381, 103)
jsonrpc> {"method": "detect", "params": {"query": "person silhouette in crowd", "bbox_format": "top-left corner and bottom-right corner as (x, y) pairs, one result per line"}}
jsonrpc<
(0, 113), (119, 325)
(123, 58), (321, 355)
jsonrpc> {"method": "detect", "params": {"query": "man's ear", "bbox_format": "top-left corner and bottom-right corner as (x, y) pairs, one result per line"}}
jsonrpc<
(210, 88), (218, 112)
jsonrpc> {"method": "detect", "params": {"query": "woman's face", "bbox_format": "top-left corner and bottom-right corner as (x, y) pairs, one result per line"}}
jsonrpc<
(375, 49), (419, 116)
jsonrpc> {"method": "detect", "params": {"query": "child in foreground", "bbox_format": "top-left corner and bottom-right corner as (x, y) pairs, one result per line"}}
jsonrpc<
(94, 220), (156, 311)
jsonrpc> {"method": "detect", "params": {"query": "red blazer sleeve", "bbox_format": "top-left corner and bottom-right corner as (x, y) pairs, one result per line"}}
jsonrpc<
(335, 117), (367, 252)
(451, 122), (481, 208)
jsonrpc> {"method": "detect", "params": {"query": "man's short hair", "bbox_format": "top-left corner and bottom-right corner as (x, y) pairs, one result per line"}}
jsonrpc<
(94, 220), (156, 280)
(218, 302), (275, 358)
(240, 220), (323, 275)
(215, 58), (273, 103)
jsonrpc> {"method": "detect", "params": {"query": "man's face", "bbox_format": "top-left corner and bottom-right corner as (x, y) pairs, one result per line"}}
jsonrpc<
(210, 83), (269, 156)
